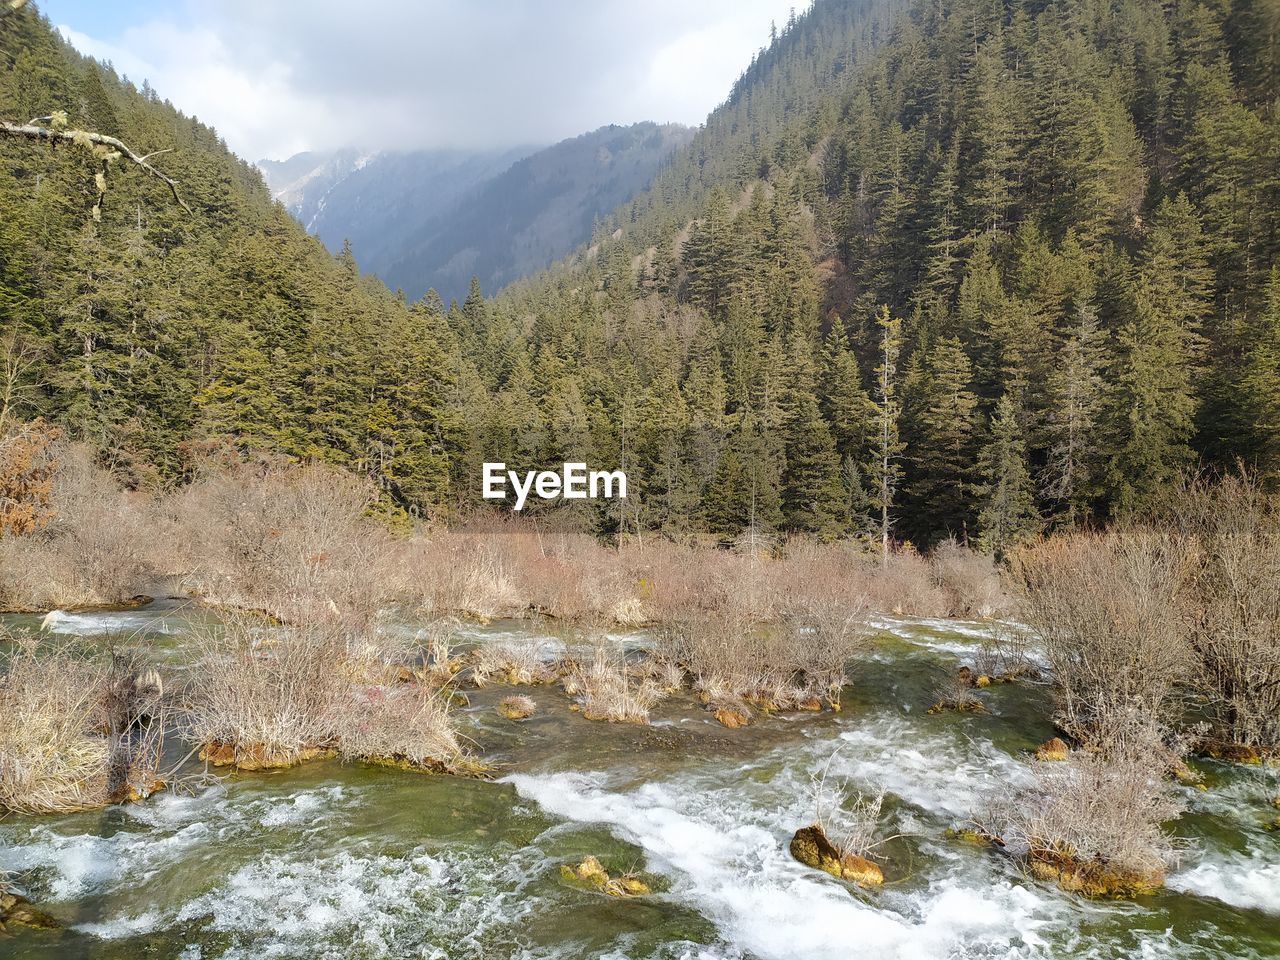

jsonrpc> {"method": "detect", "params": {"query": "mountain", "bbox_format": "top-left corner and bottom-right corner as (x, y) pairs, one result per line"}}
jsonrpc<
(4, 0), (1279, 541)
(379, 122), (695, 302)
(257, 145), (535, 284)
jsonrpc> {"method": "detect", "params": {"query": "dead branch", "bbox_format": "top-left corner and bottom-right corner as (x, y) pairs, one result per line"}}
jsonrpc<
(0, 120), (192, 214)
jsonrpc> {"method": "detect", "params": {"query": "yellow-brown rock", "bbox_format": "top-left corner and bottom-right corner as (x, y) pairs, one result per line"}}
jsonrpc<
(1035, 737), (1070, 761)
(789, 825), (884, 887)
(559, 856), (649, 896)
(713, 707), (750, 729)
(0, 892), (58, 931)
(1028, 847), (1162, 898)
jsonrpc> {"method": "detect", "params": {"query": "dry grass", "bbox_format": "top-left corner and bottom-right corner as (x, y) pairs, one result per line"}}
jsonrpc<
(0, 638), (166, 814)
(181, 620), (349, 768)
(470, 638), (559, 686)
(0, 640), (110, 813)
(337, 685), (467, 771)
(568, 643), (662, 723)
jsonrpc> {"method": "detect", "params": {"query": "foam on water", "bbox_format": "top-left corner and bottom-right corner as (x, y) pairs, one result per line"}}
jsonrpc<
(823, 714), (1031, 819)
(506, 768), (1066, 960)
(1169, 850), (1280, 915)
(0, 784), (356, 901)
(37, 608), (186, 637)
(167, 848), (534, 959)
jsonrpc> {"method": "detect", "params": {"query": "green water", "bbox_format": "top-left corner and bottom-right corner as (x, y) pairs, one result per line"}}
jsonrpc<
(1, 610), (1276, 959)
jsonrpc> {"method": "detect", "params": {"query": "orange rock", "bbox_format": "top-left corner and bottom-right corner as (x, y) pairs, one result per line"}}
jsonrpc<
(1036, 737), (1069, 761)
(713, 707), (749, 729)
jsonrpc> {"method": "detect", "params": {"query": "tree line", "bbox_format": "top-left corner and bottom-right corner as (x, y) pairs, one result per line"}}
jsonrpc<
(2, 0), (1278, 551)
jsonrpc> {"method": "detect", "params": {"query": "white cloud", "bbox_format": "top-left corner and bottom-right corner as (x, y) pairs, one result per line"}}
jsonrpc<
(56, 0), (809, 161)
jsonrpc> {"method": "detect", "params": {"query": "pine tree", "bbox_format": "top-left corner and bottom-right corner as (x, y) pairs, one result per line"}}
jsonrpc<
(904, 336), (980, 544)
(1237, 268), (1280, 478)
(975, 394), (1041, 557)
(1042, 301), (1105, 523)
(868, 307), (904, 565)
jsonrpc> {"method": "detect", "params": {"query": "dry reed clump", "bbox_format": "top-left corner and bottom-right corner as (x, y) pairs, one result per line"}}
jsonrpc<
(337, 684), (473, 774)
(980, 711), (1186, 898)
(1010, 529), (1193, 745)
(0, 638), (166, 814)
(1162, 474), (1280, 753)
(161, 460), (391, 626)
(470, 638), (559, 686)
(567, 644), (662, 724)
(182, 621), (348, 770)
(498, 694), (537, 720)
(862, 547), (950, 617)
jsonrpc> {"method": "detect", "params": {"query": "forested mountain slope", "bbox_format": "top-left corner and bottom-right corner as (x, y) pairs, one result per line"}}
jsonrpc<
(488, 0), (1280, 545)
(0, 3), (458, 507)
(3, 0), (1279, 549)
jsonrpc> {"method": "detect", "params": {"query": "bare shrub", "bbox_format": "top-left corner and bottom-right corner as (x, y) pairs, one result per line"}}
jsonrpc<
(928, 667), (985, 714)
(182, 620), (348, 768)
(0, 442), (152, 610)
(865, 547), (949, 617)
(163, 460), (389, 625)
(336, 685), (467, 772)
(1162, 474), (1280, 750)
(567, 643), (661, 723)
(931, 540), (1010, 618)
(1010, 529), (1193, 744)
(392, 531), (523, 621)
(0, 419), (59, 536)
(809, 757), (890, 861)
(973, 624), (1039, 681)
(980, 711), (1186, 896)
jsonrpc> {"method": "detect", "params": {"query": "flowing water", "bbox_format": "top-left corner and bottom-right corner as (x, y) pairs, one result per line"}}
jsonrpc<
(1, 608), (1277, 959)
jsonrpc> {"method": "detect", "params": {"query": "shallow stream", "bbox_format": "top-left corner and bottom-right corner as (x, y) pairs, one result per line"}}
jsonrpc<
(1, 607), (1276, 959)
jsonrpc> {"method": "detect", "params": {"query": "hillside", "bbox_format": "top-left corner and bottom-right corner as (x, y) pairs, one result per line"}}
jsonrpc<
(0, 2), (458, 507)
(3, 0), (1279, 548)
(480, 0), (1280, 544)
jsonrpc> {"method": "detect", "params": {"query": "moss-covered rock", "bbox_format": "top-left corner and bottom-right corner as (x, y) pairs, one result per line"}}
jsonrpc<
(498, 695), (536, 720)
(199, 742), (337, 770)
(789, 825), (883, 887)
(559, 856), (650, 897)
(0, 892), (58, 931)
(1028, 847), (1162, 898)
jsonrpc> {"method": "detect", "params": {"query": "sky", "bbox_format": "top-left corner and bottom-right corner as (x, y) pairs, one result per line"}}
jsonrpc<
(38, 0), (811, 162)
